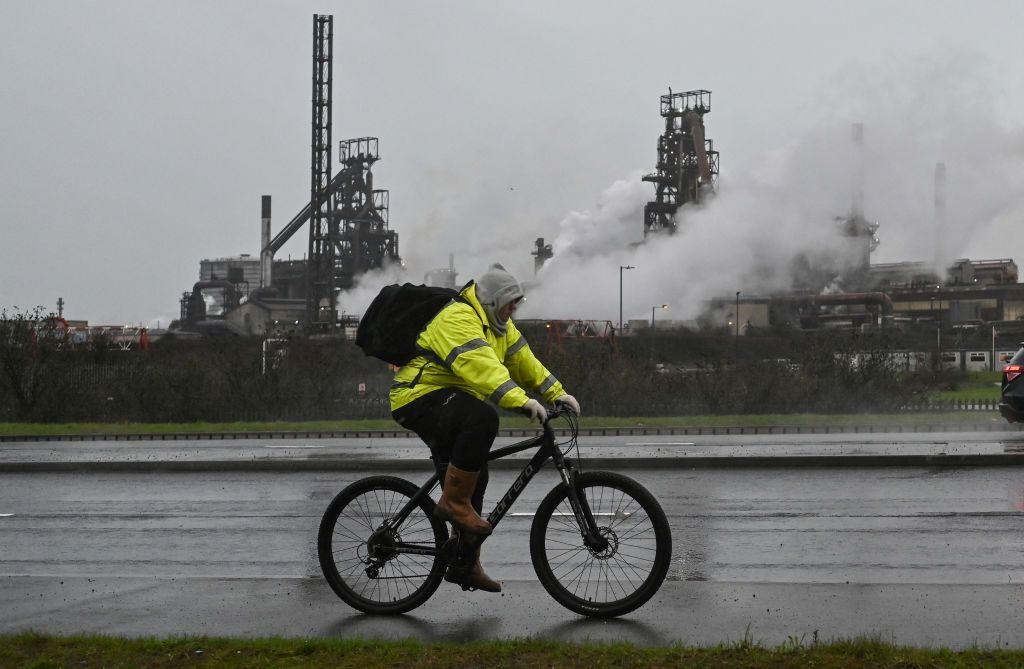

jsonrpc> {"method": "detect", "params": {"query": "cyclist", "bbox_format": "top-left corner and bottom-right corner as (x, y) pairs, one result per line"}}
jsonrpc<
(390, 263), (580, 593)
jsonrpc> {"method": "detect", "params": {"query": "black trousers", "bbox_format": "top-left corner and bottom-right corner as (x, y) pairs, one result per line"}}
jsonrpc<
(392, 389), (499, 513)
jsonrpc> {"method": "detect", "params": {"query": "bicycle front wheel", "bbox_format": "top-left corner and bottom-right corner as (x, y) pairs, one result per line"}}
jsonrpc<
(530, 471), (671, 617)
(318, 475), (449, 615)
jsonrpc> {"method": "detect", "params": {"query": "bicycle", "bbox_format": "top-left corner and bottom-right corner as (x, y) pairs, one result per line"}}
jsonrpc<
(317, 408), (672, 618)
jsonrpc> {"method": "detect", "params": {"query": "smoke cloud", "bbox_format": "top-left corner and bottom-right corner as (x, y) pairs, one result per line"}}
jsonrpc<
(339, 52), (1024, 325)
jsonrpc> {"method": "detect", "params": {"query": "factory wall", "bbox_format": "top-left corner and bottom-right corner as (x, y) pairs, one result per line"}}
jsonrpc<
(200, 257), (262, 291)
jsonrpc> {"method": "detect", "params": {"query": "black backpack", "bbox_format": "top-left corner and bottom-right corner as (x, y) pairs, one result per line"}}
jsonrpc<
(355, 283), (472, 366)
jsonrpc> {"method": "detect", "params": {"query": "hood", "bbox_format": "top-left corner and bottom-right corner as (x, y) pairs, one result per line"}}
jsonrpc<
(473, 263), (524, 336)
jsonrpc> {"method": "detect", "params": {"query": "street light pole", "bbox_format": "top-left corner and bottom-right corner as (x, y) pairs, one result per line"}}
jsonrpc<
(735, 291), (741, 339)
(734, 291), (741, 355)
(992, 325), (997, 372)
(619, 265), (635, 334)
(930, 296), (937, 369)
(651, 304), (668, 330)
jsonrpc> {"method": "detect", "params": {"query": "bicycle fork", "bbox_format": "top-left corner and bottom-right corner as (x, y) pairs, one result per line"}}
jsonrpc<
(557, 462), (610, 554)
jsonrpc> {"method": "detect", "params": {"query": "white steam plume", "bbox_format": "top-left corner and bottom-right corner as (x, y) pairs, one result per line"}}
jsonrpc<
(523, 53), (1024, 322)
(340, 53), (1024, 325)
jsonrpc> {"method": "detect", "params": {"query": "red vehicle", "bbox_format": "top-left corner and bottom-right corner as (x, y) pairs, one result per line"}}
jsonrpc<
(999, 343), (1024, 423)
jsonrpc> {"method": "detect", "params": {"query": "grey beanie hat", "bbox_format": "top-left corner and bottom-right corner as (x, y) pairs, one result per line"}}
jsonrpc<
(475, 263), (524, 335)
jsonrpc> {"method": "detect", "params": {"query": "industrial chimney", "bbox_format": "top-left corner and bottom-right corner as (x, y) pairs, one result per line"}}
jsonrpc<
(260, 195), (272, 288)
(836, 122), (879, 291)
(851, 123), (864, 219)
(934, 162), (947, 276)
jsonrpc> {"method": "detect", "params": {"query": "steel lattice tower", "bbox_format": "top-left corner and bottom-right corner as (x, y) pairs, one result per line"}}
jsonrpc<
(642, 89), (719, 237)
(306, 14), (336, 332)
(334, 137), (400, 285)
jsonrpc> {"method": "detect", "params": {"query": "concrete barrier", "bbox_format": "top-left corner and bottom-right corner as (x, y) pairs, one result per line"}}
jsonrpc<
(1, 421), (1021, 443)
(5, 452), (1024, 472)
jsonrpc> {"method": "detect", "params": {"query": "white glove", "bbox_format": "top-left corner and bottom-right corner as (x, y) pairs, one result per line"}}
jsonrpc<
(521, 399), (548, 423)
(556, 394), (581, 416)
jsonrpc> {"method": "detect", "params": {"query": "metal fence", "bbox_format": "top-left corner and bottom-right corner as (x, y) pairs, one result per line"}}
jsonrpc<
(898, 399), (1002, 413)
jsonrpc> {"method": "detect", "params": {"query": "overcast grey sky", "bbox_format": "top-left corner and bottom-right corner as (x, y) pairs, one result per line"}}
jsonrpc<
(2, 1), (1023, 325)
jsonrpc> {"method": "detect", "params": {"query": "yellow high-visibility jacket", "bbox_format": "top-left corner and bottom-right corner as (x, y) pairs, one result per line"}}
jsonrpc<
(389, 282), (565, 412)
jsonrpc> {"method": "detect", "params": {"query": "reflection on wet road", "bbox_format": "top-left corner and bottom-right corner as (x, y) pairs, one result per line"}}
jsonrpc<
(3, 466), (1024, 646)
(3, 467), (1024, 583)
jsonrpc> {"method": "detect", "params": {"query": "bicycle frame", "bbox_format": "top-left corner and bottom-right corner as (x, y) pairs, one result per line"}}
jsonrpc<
(378, 416), (608, 560)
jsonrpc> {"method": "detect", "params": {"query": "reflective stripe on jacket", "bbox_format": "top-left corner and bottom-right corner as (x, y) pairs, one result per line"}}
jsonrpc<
(389, 281), (565, 412)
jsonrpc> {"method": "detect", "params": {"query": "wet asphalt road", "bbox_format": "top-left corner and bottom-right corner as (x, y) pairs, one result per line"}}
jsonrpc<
(3, 465), (1024, 646)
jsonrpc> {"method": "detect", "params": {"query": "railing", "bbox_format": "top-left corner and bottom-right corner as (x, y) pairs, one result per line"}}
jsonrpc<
(898, 399), (1002, 412)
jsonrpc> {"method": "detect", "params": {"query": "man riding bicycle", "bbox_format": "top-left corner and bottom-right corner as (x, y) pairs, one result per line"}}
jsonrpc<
(390, 263), (580, 593)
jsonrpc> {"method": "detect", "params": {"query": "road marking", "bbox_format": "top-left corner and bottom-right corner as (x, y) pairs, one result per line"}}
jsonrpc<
(261, 444), (324, 449)
(510, 512), (631, 518)
(625, 441), (695, 446)
(0, 514), (13, 518)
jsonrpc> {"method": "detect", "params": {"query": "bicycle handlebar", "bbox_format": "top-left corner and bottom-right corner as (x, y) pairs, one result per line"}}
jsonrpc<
(543, 405), (575, 425)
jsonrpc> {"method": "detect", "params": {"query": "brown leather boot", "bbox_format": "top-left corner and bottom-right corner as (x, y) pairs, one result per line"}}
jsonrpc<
(434, 465), (493, 536)
(445, 547), (502, 593)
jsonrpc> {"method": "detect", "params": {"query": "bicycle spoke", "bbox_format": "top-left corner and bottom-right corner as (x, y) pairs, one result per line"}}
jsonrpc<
(332, 523), (367, 545)
(556, 557), (586, 589)
(612, 514), (650, 542)
(605, 562), (628, 600)
(609, 552), (647, 585)
(385, 489), (397, 519)
(402, 515), (430, 534)
(548, 546), (589, 573)
(616, 525), (656, 545)
(545, 536), (586, 549)
(567, 557), (594, 597)
(546, 545), (586, 562)
(373, 489), (385, 530)
(614, 548), (656, 563)
(555, 552), (593, 584)
(548, 510), (580, 532)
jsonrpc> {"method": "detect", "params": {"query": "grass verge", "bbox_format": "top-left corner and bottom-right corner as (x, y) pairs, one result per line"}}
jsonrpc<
(934, 389), (1001, 401)
(933, 371), (1003, 402)
(0, 411), (1008, 436)
(3, 633), (1024, 668)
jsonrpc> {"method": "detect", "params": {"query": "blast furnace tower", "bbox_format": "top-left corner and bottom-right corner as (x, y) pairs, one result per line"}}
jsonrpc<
(642, 89), (719, 237)
(334, 137), (399, 281)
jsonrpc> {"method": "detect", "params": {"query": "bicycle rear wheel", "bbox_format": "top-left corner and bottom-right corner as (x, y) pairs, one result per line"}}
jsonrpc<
(530, 471), (671, 618)
(318, 475), (448, 614)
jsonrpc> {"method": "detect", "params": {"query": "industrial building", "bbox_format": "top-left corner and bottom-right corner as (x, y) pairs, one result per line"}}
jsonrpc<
(174, 15), (400, 337)
(710, 259), (1024, 333)
(169, 23), (1023, 352)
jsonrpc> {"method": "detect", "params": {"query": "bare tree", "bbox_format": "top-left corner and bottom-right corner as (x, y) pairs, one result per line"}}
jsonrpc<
(0, 307), (69, 420)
